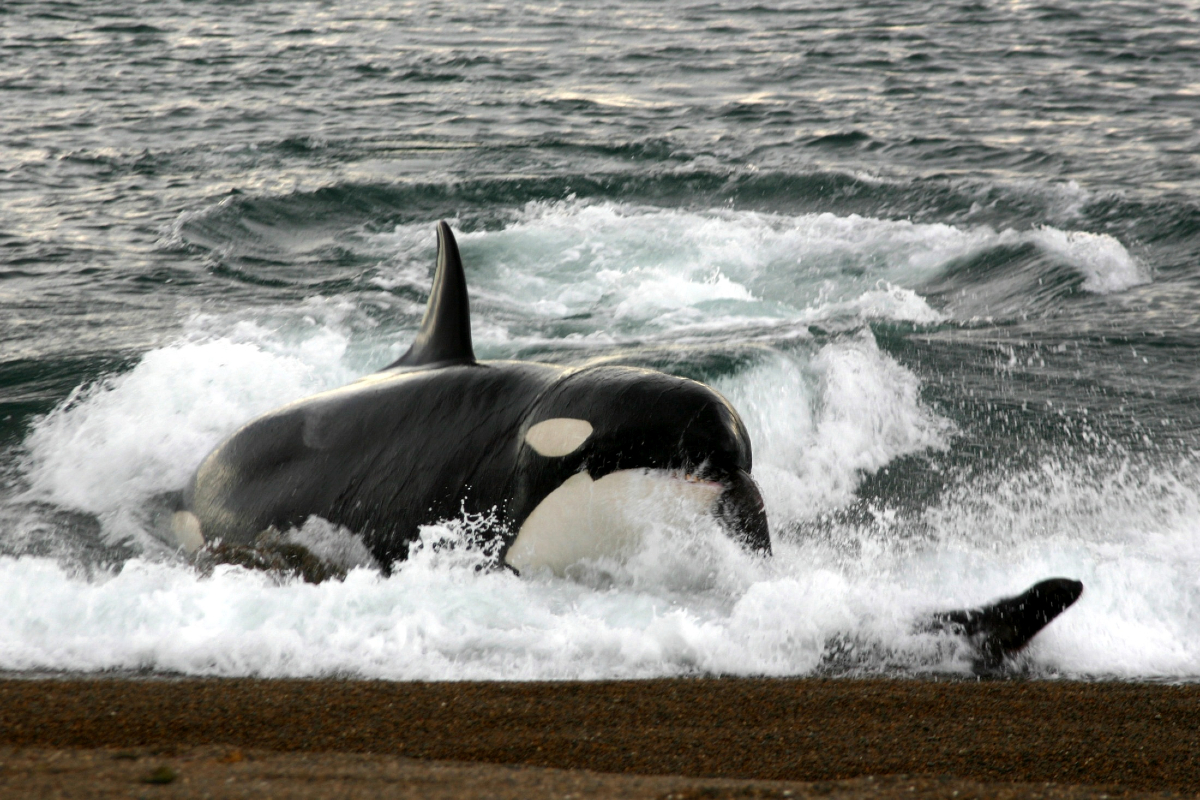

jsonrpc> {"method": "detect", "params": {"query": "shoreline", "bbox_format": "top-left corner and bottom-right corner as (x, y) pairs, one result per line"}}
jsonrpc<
(2, 676), (1198, 796)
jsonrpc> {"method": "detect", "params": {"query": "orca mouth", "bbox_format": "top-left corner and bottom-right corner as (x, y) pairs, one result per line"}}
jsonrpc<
(658, 467), (770, 556)
(713, 468), (771, 555)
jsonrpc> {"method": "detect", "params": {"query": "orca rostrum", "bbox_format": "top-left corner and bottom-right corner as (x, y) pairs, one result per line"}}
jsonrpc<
(175, 221), (771, 574)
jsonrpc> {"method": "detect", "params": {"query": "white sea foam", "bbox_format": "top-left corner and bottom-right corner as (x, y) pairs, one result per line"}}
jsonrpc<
(716, 336), (955, 523)
(18, 311), (360, 547)
(2, 456), (1197, 679)
(366, 200), (1146, 347)
(1026, 227), (1149, 293)
(371, 201), (966, 337)
(1, 201), (1182, 680)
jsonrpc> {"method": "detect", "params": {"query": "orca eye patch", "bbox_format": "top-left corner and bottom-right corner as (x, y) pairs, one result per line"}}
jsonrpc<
(525, 418), (593, 457)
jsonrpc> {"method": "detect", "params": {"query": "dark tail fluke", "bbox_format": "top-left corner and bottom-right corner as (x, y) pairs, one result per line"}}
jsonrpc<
(919, 577), (1083, 673)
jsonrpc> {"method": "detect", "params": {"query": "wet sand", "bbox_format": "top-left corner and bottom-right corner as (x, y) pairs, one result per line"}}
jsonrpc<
(1, 677), (1197, 798)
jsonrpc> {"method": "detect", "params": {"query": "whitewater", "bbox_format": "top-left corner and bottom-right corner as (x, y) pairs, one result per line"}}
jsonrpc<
(4, 201), (1194, 681)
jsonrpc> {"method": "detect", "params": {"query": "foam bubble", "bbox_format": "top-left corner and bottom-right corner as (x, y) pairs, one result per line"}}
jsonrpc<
(24, 341), (315, 512)
(368, 201), (1144, 353)
(369, 202), (977, 342)
(829, 284), (945, 326)
(0, 532), (938, 679)
(889, 459), (1200, 677)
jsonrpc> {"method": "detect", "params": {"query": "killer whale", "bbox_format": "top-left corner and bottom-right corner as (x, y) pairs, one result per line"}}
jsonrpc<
(175, 221), (1083, 669)
(176, 221), (771, 574)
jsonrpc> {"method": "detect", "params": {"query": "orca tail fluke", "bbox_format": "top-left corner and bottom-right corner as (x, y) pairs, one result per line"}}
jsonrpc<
(388, 221), (476, 369)
(919, 577), (1083, 673)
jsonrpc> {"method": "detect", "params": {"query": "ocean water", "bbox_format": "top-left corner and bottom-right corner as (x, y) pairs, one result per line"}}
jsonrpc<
(3, 0), (1200, 680)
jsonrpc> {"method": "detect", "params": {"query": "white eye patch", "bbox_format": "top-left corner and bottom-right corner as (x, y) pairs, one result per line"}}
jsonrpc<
(525, 417), (593, 457)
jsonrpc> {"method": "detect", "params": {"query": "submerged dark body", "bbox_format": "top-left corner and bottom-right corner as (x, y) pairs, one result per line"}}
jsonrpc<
(183, 223), (768, 568)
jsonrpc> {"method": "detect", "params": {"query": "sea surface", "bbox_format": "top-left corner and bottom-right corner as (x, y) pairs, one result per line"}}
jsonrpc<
(2, 0), (1199, 680)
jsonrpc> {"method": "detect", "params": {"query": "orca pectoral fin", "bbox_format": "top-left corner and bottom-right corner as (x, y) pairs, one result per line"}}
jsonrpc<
(388, 221), (476, 369)
(918, 577), (1083, 672)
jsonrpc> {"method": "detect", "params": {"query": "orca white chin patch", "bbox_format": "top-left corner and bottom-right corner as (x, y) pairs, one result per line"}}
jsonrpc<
(525, 417), (593, 457)
(504, 469), (724, 575)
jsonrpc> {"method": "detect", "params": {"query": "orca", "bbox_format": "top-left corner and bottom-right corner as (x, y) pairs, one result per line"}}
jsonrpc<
(175, 221), (771, 575)
(174, 221), (1083, 670)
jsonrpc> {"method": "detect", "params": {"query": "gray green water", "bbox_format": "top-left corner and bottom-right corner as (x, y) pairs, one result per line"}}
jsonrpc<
(1, 1), (1199, 679)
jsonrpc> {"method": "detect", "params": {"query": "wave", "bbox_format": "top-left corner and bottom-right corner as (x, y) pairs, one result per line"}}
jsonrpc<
(164, 165), (1179, 260)
(170, 190), (1148, 343)
(0, 173), (1188, 682)
(5, 275), (1196, 680)
(2, 455), (1198, 680)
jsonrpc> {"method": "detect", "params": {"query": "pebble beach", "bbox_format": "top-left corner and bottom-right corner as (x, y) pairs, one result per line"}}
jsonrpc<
(2, 677), (1196, 797)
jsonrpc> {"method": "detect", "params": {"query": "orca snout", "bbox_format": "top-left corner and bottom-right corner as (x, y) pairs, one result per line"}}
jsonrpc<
(714, 468), (771, 555)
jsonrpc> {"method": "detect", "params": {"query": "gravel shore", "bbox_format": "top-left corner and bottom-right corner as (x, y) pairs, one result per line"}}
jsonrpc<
(1, 677), (1196, 798)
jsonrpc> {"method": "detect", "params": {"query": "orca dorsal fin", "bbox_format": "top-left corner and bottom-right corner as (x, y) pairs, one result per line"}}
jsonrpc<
(388, 221), (475, 369)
